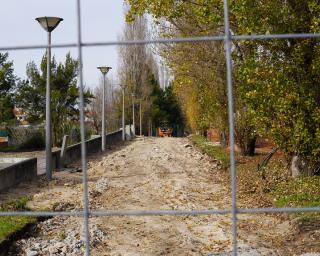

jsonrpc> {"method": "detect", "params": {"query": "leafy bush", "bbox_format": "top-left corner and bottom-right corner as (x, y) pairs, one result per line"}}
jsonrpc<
(19, 130), (45, 150)
(7, 126), (45, 150)
(53, 123), (93, 147)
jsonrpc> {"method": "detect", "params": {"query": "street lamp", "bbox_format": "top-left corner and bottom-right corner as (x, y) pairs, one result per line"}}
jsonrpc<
(132, 93), (135, 136)
(35, 16), (63, 181)
(97, 66), (112, 151)
(120, 85), (125, 141)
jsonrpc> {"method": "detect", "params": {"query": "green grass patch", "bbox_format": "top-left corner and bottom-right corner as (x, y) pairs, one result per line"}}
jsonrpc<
(0, 146), (20, 152)
(0, 197), (36, 242)
(273, 177), (320, 213)
(189, 135), (230, 169)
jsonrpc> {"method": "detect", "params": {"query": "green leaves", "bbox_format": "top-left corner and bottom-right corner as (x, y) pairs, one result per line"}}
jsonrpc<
(15, 53), (93, 146)
(127, 0), (320, 169)
(0, 52), (16, 124)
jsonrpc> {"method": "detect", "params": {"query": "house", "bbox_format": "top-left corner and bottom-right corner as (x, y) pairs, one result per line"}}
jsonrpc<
(13, 107), (28, 124)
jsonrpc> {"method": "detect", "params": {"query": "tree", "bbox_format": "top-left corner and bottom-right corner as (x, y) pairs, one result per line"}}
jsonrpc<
(149, 76), (184, 135)
(126, 0), (230, 144)
(126, 0), (320, 175)
(118, 11), (160, 135)
(15, 53), (93, 146)
(233, 0), (320, 174)
(0, 52), (16, 124)
(91, 75), (120, 134)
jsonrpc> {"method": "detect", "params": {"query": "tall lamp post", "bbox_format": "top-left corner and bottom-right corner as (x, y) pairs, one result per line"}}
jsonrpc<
(97, 66), (112, 151)
(35, 16), (63, 181)
(132, 93), (135, 136)
(120, 85), (125, 141)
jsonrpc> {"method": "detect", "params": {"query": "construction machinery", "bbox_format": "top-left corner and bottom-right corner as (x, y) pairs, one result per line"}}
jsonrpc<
(157, 122), (173, 137)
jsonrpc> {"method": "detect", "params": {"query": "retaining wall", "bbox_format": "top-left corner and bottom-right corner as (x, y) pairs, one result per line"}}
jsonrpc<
(53, 130), (123, 169)
(0, 158), (37, 191)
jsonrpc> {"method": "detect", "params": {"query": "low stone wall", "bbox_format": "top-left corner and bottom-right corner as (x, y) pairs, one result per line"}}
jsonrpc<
(53, 130), (123, 168)
(0, 158), (37, 191)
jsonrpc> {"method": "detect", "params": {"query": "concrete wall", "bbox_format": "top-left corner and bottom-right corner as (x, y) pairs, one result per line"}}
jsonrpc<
(53, 130), (123, 168)
(125, 125), (135, 141)
(0, 158), (37, 191)
(0, 131), (122, 190)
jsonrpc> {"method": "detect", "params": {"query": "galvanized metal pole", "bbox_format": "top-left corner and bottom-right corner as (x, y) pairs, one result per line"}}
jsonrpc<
(101, 73), (106, 151)
(76, 0), (90, 254)
(122, 88), (125, 141)
(223, 0), (238, 254)
(132, 94), (135, 136)
(139, 99), (142, 136)
(45, 31), (52, 181)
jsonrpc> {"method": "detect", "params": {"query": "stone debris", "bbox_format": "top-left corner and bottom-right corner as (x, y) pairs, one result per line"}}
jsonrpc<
(52, 202), (75, 212)
(9, 137), (310, 255)
(94, 177), (108, 193)
(16, 217), (106, 256)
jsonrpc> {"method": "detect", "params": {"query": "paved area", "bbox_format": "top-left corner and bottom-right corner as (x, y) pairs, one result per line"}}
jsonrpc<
(0, 151), (49, 175)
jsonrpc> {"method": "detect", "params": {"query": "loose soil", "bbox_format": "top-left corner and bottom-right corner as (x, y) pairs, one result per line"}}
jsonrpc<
(1, 137), (318, 255)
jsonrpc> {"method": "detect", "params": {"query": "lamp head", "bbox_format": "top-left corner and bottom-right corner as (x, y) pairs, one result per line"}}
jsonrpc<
(97, 66), (112, 75)
(35, 16), (63, 32)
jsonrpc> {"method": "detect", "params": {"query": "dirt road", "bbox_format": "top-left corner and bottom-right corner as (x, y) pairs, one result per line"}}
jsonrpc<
(6, 137), (307, 255)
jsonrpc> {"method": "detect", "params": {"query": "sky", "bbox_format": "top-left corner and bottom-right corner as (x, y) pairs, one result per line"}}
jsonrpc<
(0, 0), (126, 90)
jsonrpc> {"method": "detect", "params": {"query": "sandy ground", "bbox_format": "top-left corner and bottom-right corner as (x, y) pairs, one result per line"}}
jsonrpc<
(2, 137), (318, 255)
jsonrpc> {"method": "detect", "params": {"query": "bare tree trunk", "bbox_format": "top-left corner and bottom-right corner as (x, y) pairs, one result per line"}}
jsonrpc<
(291, 155), (314, 177)
(240, 137), (256, 156)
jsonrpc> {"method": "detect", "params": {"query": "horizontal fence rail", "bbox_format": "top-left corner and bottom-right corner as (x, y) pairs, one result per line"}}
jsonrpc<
(1, 0), (319, 255)
(1, 33), (320, 51)
(1, 207), (320, 218)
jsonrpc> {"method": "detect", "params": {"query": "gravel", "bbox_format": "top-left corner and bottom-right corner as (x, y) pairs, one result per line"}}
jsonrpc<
(15, 216), (106, 255)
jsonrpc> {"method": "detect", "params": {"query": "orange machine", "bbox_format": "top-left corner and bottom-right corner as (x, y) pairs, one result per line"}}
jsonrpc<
(157, 127), (173, 137)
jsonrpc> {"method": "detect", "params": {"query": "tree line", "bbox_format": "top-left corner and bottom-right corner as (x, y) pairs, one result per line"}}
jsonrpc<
(0, 11), (185, 148)
(125, 0), (320, 176)
(85, 13), (184, 137)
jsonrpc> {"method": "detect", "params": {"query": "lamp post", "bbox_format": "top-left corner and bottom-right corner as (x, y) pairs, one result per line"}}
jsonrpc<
(97, 67), (112, 151)
(132, 93), (135, 136)
(120, 85), (125, 141)
(35, 16), (63, 181)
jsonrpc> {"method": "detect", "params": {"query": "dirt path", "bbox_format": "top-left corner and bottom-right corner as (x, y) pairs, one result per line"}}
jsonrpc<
(4, 137), (313, 255)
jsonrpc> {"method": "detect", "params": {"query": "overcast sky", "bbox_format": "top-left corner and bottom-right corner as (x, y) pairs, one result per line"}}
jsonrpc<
(0, 0), (126, 90)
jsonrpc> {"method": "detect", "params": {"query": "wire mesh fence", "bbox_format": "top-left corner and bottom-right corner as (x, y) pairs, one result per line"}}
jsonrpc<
(1, 0), (320, 255)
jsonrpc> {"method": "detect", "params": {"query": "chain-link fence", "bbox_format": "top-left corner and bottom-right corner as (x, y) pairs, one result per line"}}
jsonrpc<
(1, 0), (320, 255)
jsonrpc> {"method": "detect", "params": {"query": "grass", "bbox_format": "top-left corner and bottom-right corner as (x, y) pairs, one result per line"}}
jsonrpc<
(0, 197), (36, 242)
(0, 146), (20, 152)
(189, 135), (230, 169)
(272, 176), (320, 219)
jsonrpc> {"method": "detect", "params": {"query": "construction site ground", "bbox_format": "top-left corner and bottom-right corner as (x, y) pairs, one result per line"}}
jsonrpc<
(0, 137), (319, 255)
